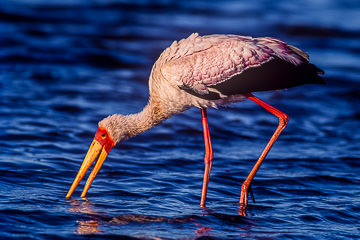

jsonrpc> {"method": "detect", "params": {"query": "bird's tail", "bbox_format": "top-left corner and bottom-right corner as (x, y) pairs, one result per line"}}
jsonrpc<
(307, 63), (326, 84)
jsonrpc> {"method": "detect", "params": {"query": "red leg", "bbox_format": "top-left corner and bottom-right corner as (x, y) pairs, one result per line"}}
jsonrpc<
(240, 93), (289, 206)
(200, 108), (213, 207)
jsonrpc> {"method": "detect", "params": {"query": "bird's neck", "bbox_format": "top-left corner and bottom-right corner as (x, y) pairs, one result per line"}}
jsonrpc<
(125, 97), (174, 138)
(102, 91), (189, 145)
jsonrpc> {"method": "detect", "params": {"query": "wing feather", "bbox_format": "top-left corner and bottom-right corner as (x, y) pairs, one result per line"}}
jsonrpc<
(158, 33), (311, 97)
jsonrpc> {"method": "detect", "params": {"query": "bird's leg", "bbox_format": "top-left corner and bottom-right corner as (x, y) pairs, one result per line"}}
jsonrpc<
(240, 93), (289, 206)
(200, 108), (213, 207)
(249, 185), (255, 203)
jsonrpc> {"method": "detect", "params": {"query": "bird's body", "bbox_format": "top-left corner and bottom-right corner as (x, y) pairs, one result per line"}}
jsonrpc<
(66, 33), (324, 211)
(100, 33), (323, 144)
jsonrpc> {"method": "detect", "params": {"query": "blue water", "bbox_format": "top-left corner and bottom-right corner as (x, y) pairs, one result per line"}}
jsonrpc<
(1, 0), (360, 239)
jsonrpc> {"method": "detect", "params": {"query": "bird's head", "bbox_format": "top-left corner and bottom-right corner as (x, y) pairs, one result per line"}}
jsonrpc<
(66, 114), (132, 199)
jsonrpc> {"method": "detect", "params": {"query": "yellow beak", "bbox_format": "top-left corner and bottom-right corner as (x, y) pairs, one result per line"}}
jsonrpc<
(66, 127), (114, 199)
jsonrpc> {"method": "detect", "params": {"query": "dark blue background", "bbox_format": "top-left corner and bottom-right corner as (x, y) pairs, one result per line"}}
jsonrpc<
(1, 0), (359, 239)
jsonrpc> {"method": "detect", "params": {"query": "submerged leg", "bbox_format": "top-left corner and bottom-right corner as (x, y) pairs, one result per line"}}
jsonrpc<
(240, 93), (289, 206)
(200, 108), (213, 207)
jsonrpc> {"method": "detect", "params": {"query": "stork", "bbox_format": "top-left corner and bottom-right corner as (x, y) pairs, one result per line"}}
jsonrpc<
(66, 33), (324, 208)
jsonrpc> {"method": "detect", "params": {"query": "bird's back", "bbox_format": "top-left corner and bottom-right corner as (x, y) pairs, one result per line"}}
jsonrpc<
(157, 33), (324, 100)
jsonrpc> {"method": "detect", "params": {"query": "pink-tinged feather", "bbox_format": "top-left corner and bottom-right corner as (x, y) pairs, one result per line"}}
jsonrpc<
(159, 33), (308, 96)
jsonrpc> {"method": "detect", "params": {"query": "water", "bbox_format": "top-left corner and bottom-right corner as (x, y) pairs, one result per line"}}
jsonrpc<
(1, 0), (360, 239)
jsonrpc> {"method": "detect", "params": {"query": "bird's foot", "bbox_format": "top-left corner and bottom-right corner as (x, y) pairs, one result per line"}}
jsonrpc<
(239, 184), (248, 216)
(238, 182), (256, 216)
(238, 204), (247, 216)
(239, 182), (255, 205)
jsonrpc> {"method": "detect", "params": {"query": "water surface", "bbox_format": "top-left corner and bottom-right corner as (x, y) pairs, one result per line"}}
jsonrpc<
(1, 0), (360, 239)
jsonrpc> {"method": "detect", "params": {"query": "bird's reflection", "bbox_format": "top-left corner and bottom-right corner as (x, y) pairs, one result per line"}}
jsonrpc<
(68, 198), (252, 236)
(68, 198), (103, 234)
(197, 206), (253, 237)
(76, 219), (103, 234)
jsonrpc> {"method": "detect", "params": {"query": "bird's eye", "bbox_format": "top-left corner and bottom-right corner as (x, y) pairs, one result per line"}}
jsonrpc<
(101, 133), (106, 138)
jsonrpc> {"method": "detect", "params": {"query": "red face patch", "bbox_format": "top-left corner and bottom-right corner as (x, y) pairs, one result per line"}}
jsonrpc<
(94, 127), (114, 153)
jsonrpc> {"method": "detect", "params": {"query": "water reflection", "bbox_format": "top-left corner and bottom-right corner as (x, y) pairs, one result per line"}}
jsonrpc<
(200, 207), (256, 237)
(193, 221), (213, 237)
(76, 219), (103, 235)
(68, 199), (103, 235)
(67, 199), (254, 236)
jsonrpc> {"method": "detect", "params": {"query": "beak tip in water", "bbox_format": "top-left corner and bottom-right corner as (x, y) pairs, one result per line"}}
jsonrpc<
(66, 192), (72, 199)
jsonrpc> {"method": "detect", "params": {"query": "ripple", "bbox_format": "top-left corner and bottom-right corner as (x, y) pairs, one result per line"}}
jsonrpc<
(1, 0), (360, 239)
